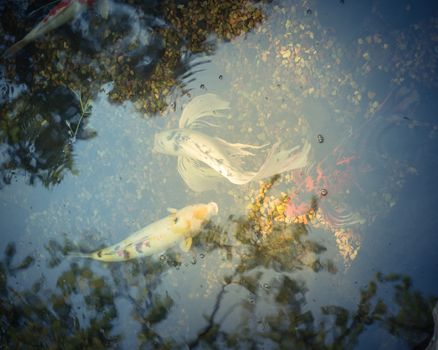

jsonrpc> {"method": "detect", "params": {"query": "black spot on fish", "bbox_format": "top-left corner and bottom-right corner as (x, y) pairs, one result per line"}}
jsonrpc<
(194, 142), (202, 151)
(170, 132), (189, 147)
(174, 217), (179, 223)
(97, 251), (102, 258)
(135, 242), (143, 253)
(123, 250), (130, 259)
(167, 130), (178, 141)
(176, 133), (190, 143)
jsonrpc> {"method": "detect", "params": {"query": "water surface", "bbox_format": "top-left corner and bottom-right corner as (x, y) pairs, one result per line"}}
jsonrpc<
(1, 0), (438, 348)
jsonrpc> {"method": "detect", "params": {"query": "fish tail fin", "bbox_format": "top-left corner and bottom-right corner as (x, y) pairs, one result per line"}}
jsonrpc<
(253, 140), (311, 181)
(2, 39), (29, 58)
(67, 251), (93, 259)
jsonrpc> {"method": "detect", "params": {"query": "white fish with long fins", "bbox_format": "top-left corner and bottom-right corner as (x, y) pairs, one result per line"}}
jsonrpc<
(70, 202), (218, 262)
(153, 93), (311, 192)
(2, 0), (109, 58)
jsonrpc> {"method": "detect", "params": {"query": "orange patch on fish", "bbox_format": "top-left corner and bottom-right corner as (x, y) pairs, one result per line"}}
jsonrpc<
(305, 175), (314, 191)
(193, 207), (208, 220)
(285, 200), (311, 218)
(336, 155), (356, 166)
(316, 165), (324, 183)
(45, 0), (71, 22)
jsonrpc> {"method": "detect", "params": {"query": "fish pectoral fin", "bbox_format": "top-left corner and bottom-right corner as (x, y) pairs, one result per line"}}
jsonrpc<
(179, 237), (192, 252)
(179, 93), (230, 129)
(177, 156), (222, 192)
(167, 208), (178, 214)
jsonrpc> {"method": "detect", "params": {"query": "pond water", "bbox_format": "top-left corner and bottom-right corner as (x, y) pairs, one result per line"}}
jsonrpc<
(1, 0), (438, 349)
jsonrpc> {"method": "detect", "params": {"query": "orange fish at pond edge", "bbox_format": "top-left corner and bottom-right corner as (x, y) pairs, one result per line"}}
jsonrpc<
(2, 0), (108, 58)
(336, 155), (356, 166)
(284, 152), (357, 222)
(285, 199), (311, 218)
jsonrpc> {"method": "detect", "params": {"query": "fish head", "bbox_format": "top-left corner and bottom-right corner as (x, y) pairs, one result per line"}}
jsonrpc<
(191, 201), (219, 231)
(173, 202), (219, 237)
(207, 201), (219, 216)
(153, 129), (185, 156)
(194, 202), (219, 221)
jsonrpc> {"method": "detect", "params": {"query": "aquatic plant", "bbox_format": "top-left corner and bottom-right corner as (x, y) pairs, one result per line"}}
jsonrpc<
(67, 88), (93, 143)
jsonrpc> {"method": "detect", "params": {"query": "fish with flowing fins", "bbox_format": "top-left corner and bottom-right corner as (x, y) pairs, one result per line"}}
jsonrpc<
(2, 0), (109, 58)
(153, 93), (311, 192)
(69, 202), (218, 262)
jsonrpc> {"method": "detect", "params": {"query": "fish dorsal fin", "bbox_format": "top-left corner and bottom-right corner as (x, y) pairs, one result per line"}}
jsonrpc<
(179, 237), (192, 252)
(179, 93), (229, 129)
(177, 156), (222, 192)
(167, 208), (178, 214)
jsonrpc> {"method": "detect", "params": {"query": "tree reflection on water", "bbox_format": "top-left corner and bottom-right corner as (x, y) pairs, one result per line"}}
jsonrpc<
(1, 1), (437, 349)
(0, 84), (96, 187)
(1, 209), (436, 349)
(0, 0), (266, 189)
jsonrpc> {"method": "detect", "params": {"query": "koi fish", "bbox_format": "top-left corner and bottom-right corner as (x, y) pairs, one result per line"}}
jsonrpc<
(336, 155), (356, 166)
(2, 0), (109, 58)
(153, 93), (311, 192)
(69, 202), (218, 262)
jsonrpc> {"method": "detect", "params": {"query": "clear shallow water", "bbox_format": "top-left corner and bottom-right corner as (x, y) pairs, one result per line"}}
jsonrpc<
(1, 0), (438, 348)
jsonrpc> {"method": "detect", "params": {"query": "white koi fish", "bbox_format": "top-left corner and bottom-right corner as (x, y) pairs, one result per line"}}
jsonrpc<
(70, 202), (218, 262)
(153, 93), (311, 192)
(2, 0), (109, 58)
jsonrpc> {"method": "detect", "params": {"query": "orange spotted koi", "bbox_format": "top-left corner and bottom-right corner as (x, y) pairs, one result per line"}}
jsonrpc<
(69, 202), (218, 262)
